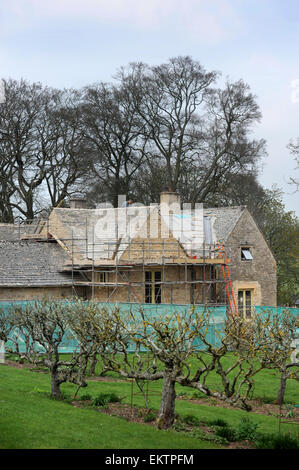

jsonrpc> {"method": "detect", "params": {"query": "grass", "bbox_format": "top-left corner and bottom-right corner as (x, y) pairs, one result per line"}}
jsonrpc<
(85, 352), (299, 406)
(1, 352), (298, 449)
(0, 365), (222, 449)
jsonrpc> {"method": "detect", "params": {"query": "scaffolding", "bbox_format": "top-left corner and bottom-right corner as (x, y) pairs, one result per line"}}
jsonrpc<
(62, 239), (230, 306)
(10, 215), (238, 313)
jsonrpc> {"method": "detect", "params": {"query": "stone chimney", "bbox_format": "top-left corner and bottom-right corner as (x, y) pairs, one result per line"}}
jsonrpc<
(69, 197), (88, 209)
(160, 190), (181, 214)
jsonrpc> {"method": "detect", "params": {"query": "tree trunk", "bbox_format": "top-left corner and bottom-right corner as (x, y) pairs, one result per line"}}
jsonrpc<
(277, 372), (287, 406)
(157, 373), (176, 429)
(51, 372), (62, 399)
(90, 354), (98, 375)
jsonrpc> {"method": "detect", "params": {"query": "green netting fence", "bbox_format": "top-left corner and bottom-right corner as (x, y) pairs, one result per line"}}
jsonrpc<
(0, 301), (298, 354)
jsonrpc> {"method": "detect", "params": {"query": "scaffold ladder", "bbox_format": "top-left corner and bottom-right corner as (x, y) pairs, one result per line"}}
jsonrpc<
(216, 242), (238, 316)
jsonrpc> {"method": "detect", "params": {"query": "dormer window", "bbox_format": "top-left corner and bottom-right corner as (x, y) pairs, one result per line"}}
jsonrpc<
(241, 247), (253, 261)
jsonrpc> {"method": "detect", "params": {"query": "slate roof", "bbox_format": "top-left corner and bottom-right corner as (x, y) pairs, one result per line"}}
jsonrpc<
(203, 206), (246, 242)
(0, 223), (39, 241)
(0, 240), (76, 287)
(0, 224), (22, 241)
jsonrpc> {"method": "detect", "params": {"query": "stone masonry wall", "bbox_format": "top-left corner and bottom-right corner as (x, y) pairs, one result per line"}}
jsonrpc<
(227, 209), (277, 307)
(91, 265), (216, 304)
(0, 286), (79, 301)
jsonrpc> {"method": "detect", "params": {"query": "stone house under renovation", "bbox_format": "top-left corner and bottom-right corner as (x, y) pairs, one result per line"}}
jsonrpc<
(0, 192), (277, 316)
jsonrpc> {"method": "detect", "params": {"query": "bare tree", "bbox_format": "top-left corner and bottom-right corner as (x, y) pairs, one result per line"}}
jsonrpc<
(117, 58), (265, 205)
(66, 300), (114, 378)
(250, 309), (298, 405)
(0, 79), (90, 221)
(0, 62), (266, 215)
(118, 57), (217, 194)
(130, 161), (169, 205)
(0, 150), (16, 222)
(2, 301), (296, 426)
(96, 306), (299, 429)
(94, 308), (267, 429)
(42, 89), (91, 209)
(188, 79), (266, 204)
(79, 82), (148, 207)
(1, 300), (89, 398)
(0, 79), (50, 220)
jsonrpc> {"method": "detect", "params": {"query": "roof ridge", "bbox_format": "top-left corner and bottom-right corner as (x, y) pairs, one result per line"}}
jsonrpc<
(203, 205), (246, 210)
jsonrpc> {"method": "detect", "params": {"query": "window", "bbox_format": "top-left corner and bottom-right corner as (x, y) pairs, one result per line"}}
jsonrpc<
(97, 272), (106, 283)
(238, 289), (252, 318)
(241, 247), (253, 261)
(145, 270), (162, 304)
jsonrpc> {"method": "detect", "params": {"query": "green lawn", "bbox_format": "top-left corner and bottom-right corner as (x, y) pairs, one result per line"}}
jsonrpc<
(57, 351), (299, 406)
(0, 355), (298, 449)
(0, 365), (222, 449)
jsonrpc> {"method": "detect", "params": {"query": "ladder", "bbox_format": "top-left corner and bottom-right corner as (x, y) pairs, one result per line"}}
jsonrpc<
(216, 242), (238, 316)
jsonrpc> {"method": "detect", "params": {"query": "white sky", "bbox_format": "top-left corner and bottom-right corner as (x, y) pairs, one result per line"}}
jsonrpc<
(0, 0), (298, 215)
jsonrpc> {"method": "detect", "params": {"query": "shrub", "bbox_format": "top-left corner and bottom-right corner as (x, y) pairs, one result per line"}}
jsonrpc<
(235, 417), (259, 441)
(182, 414), (201, 426)
(285, 404), (295, 418)
(173, 416), (189, 432)
(93, 392), (121, 407)
(214, 426), (238, 442)
(143, 411), (156, 423)
(209, 418), (229, 427)
(190, 429), (228, 445)
(108, 392), (121, 403)
(191, 391), (205, 399)
(255, 433), (299, 450)
(214, 417), (259, 442)
(80, 393), (93, 401)
(93, 395), (109, 407)
(137, 408), (157, 423)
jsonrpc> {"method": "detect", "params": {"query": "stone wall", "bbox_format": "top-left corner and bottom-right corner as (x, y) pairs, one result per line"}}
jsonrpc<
(90, 265), (218, 305)
(0, 286), (80, 301)
(227, 209), (277, 307)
